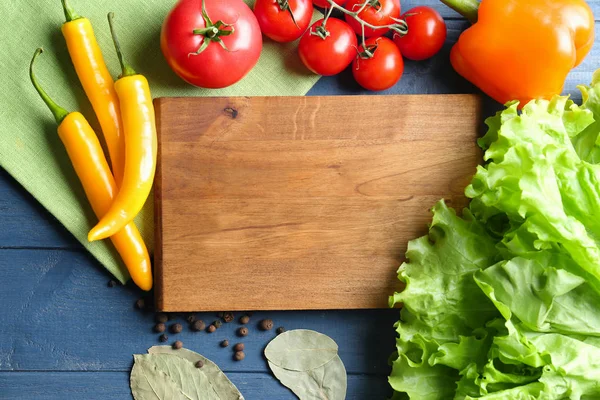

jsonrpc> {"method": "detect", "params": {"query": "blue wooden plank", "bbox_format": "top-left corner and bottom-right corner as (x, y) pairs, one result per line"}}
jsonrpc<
(0, 371), (391, 399)
(0, 249), (398, 374)
(0, 169), (79, 249)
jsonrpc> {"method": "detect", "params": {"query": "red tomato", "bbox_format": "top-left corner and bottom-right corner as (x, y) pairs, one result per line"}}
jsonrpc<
(298, 18), (358, 76)
(393, 6), (446, 61)
(313, 0), (347, 8)
(161, 0), (263, 88)
(344, 0), (400, 38)
(254, 0), (313, 43)
(352, 37), (403, 91)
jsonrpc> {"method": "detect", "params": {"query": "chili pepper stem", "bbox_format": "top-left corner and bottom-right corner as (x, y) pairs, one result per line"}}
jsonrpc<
(61, 0), (82, 22)
(29, 48), (70, 125)
(107, 12), (137, 78)
(439, 0), (479, 23)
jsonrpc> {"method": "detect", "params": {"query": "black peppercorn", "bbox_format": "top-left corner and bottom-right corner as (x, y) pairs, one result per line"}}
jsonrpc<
(195, 360), (204, 368)
(239, 315), (250, 325)
(259, 319), (273, 331)
(223, 312), (234, 323)
(234, 351), (245, 361)
(220, 339), (229, 348)
(237, 327), (248, 337)
(192, 320), (206, 332)
(170, 323), (183, 334)
(154, 323), (166, 333)
(159, 334), (168, 342)
(135, 298), (146, 310)
(107, 279), (117, 288)
(155, 313), (169, 323)
(186, 314), (197, 324)
(207, 324), (217, 333)
(173, 340), (183, 350)
(214, 320), (223, 328)
(276, 327), (285, 335)
(233, 343), (245, 352)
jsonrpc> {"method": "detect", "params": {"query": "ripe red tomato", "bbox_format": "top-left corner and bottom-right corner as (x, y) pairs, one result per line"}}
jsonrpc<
(161, 0), (263, 88)
(344, 0), (400, 38)
(393, 6), (446, 61)
(313, 0), (347, 8)
(298, 18), (358, 76)
(352, 37), (403, 91)
(254, 0), (314, 43)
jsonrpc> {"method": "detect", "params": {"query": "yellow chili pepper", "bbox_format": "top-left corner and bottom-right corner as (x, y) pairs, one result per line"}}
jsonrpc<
(88, 13), (157, 242)
(30, 48), (152, 291)
(60, 0), (125, 186)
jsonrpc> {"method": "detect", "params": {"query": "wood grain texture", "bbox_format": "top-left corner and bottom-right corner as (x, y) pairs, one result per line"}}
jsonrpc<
(0, 372), (391, 399)
(155, 95), (482, 311)
(0, 249), (396, 374)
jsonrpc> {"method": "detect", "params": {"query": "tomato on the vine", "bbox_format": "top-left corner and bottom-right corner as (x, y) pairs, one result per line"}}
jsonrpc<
(393, 6), (446, 61)
(352, 37), (403, 91)
(161, 0), (262, 89)
(299, 18), (358, 76)
(254, 0), (314, 43)
(313, 0), (347, 8)
(344, 0), (400, 38)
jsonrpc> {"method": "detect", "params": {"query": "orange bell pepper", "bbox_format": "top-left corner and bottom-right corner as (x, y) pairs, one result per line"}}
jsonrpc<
(442, 0), (595, 106)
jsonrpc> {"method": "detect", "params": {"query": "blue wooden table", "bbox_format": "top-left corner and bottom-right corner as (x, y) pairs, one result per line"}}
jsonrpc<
(2, 1), (600, 398)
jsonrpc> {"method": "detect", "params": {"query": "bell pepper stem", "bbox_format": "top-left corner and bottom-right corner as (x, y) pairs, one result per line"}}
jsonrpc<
(29, 48), (70, 126)
(61, 0), (82, 22)
(439, 0), (479, 23)
(107, 12), (137, 78)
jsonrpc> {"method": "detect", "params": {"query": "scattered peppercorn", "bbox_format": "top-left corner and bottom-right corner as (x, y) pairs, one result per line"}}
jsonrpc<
(170, 323), (183, 334)
(214, 320), (223, 329)
(233, 343), (245, 352)
(223, 312), (234, 323)
(234, 351), (245, 361)
(195, 360), (204, 368)
(217, 312), (224, 318)
(173, 340), (183, 350)
(239, 315), (250, 325)
(259, 319), (274, 331)
(155, 313), (169, 323)
(207, 324), (217, 333)
(220, 339), (229, 348)
(154, 323), (166, 333)
(192, 320), (206, 332)
(276, 327), (285, 335)
(135, 298), (146, 310)
(107, 279), (117, 288)
(186, 314), (197, 324)
(159, 334), (168, 342)
(237, 327), (248, 337)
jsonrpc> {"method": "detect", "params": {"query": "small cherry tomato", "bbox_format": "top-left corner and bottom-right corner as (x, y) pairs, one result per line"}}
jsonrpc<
(299, 18), (358, 76)
(161, 0), (262, 88)
(254, 0), (314, 42)
(393, 6), (446, 61)
(344, 0), (400, 38)
(313, 0), (347, 8)
(352, 36), (403, 91)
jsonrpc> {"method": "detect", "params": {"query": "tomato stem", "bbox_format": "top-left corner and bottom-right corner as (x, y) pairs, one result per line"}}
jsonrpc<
(324, 0), (407, 36)
(277, 0), (300, 30)
(191, 0), (236, 54)
(439, 0), (478, 23)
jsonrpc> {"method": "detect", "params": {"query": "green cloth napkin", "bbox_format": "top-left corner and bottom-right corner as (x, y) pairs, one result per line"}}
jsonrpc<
(0, 0), (321, 283)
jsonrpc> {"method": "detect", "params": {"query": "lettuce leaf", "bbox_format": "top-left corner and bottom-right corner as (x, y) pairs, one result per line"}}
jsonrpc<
(390, 74), (600, 399)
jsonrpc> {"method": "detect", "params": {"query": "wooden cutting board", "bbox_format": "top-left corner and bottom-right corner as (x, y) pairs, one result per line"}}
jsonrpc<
(154, 95), (482, 311)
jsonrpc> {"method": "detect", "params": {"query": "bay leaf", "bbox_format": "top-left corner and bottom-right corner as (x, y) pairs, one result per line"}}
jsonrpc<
(148, 346), (243, 400)
(264, 329), (338, 371)
(132, 354), (220, 400)
(268, 356), (347, 400)
(130, 354), (194, 400)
